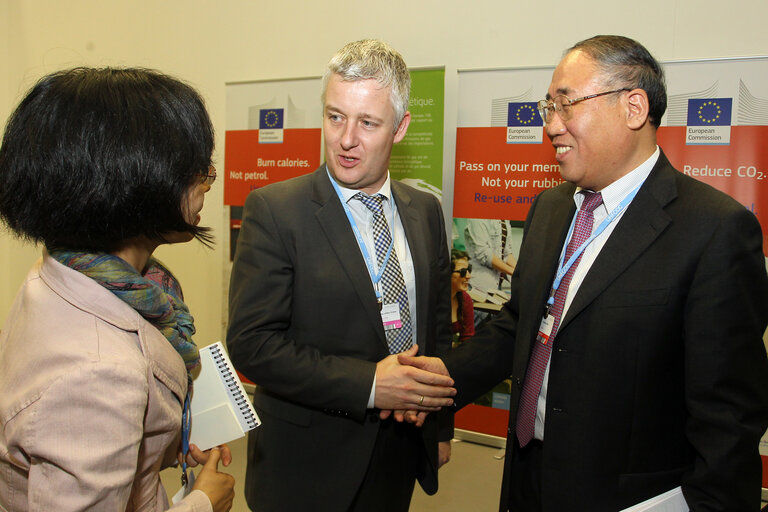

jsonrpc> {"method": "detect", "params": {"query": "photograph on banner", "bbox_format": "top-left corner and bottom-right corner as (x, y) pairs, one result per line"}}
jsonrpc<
(224, 77), (323, 258)
(389, 68), (445, 198)
(451, 218), (523, 413)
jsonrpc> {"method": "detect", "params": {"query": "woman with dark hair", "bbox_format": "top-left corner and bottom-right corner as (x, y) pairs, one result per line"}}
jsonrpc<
(450, 249), (475, 344)
(0, 68), (234, 511)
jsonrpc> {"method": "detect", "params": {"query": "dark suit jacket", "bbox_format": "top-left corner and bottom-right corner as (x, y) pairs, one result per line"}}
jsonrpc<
(444, 151), (768, 511)
(227, 165), (453, 511)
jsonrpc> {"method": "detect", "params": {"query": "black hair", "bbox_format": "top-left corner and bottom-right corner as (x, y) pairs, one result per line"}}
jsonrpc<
(451, 248), (470, 271)
(0, 67), (214, 252)
(569, 35), (667, 128)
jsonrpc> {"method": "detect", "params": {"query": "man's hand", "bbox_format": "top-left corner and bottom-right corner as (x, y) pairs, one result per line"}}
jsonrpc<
(439, 440), (452, 468)
(380, 351), (454, 424)
(374, 345), (455, 412)
(389, 409), (428, 426)
(397, 351), (450, 378)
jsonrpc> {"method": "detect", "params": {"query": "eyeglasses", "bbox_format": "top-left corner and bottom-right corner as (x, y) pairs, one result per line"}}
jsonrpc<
(199, 165), (217, 185)
(452, 265), (472, 277)
(537, 88), (631, 124)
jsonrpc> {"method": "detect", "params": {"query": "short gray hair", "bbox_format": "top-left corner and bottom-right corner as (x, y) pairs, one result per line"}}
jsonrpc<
(321, 39), (410, 131)
(567, 35), (667, 128)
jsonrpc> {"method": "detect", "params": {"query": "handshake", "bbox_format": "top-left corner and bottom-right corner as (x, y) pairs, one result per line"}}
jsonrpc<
(374, 344), (454, 427)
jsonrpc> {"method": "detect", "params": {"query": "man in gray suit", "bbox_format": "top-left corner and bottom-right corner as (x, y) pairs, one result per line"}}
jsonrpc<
(401, 35), (768, 511)
(227, 39), (455, 512)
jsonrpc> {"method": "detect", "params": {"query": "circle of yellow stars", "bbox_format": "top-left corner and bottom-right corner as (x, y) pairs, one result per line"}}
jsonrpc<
(515, 104), (537, 125)
(697, 100), (722, 124)
(264, 110), (280, 128)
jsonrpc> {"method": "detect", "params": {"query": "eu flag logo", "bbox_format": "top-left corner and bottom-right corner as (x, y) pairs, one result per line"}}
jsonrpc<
(259, 109), (284, 129)
(687, 99), (732, 126)
(507, 102), (542, 127)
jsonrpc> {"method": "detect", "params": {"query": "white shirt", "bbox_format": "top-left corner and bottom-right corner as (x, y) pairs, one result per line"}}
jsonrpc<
(534, 147), (660, 440)
(328, 168), (418, 408)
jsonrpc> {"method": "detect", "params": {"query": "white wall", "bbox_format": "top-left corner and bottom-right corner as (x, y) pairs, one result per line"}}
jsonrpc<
(2, 0), (767, 343)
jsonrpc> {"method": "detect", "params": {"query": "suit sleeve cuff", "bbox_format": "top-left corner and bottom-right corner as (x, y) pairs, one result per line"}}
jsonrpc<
(367, 373), (376, 408)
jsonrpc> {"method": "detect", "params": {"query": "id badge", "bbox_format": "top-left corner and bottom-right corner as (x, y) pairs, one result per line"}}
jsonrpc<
(380, 302), (403, 331)
(536, 314), (555, 345)
(172, 468), (195, 504)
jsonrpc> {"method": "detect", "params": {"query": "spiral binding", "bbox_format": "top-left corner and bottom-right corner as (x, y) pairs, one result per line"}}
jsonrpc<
(210, 344), (258, 428)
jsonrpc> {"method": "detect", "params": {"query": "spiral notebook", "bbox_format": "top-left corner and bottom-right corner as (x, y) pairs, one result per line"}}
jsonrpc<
(188, 341), (261, 451)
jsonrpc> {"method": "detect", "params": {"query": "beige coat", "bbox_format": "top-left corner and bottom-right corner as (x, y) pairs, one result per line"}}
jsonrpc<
(0, 252), (211, 511)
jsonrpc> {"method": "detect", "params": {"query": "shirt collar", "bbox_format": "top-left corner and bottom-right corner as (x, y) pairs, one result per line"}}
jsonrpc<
(574, 146), (660, 212)
(325, 165), (393, 204)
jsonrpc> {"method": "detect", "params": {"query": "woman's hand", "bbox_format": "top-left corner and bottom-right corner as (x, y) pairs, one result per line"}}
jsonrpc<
(190, 447), (235, 512)
(179, 443), (233, 468)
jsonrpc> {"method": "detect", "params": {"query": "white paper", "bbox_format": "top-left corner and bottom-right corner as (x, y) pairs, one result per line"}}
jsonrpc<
(171, 470), (196, 505)
(190, 401), (246, 451)
(619, 486), (688, 512)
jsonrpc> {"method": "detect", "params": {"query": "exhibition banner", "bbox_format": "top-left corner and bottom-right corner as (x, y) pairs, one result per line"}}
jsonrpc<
(225, 69), (446, 207)
(454, 66), (558, 223)
(224, 77), (324, 207)
(390, 68), (445, 194)
(454, 58), (768, 254)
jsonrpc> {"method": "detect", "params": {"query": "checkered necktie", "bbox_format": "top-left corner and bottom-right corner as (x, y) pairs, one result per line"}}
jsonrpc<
(516, 191), (603, 447)
(354, 192), (413, 354)
(499, 220), (508, 289)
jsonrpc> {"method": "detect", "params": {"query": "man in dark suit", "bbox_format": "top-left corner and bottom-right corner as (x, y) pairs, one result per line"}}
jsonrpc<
(401, 35), (768, 511)
(227, 39), (455, 512)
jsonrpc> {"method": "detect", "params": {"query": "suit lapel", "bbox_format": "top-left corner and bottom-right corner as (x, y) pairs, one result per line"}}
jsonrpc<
(533, 187), (578, 297)
(560, 153), (678, 329)
(311, 167), (388, 347)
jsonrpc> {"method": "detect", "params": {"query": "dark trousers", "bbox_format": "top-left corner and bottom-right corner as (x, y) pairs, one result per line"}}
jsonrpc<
(349, 417), (421, 512)
(508, 439), (544, 512)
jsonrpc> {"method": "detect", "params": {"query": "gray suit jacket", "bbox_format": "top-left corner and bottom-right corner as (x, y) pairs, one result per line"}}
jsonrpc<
(444, 151), (768, 511)
(227, 165), (453, 511)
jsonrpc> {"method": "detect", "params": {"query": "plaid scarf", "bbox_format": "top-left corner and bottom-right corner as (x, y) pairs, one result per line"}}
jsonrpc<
(50, 250), (200, 381)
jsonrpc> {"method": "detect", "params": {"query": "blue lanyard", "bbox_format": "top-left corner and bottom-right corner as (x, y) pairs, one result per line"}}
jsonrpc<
(181, 390), (191, 486)
(548, 183), (643, 308)
(328, 172), (396, 303)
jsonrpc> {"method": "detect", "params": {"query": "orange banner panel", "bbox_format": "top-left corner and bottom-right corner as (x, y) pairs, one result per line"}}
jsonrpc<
(224, 128), (322, 206)
(658, 126), (768, 257)
(453, 127), (560, 221)
(455, 403), (509, 439)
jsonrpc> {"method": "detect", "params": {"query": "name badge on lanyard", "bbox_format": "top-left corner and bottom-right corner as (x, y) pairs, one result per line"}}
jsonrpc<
(380, 302), (404, 331)
(536, 314), (555, 345)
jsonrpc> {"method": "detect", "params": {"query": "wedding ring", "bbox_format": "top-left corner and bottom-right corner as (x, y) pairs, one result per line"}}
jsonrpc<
(419, 395), (425, 405)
